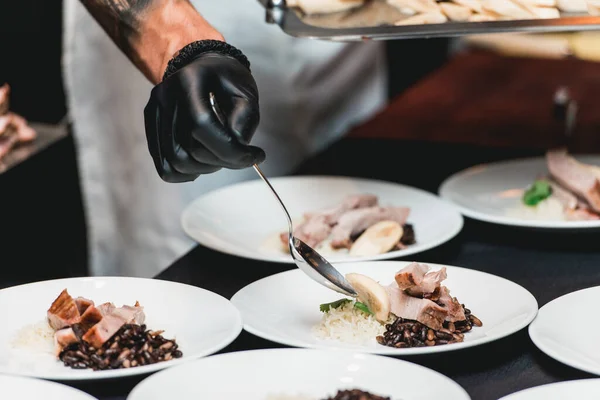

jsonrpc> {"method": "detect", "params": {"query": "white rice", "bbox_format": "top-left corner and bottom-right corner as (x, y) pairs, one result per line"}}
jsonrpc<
(506, 197), (566, 221)
(312, 301), (387, 345)
(10, 320), (55, 355)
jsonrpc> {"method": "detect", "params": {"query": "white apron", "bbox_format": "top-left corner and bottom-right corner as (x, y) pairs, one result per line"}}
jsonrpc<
(62, 0), (388, 278)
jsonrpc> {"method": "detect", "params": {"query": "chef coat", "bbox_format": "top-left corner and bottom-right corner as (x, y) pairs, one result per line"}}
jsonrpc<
(62, 0), (388, 278)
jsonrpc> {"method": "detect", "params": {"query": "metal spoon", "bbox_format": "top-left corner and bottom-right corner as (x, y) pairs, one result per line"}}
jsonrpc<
(209, 93), (357, 297)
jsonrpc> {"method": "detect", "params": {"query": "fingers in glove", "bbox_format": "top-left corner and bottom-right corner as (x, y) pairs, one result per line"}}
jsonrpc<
(228, 96), (260, 145)
(187, 95), (264, 168)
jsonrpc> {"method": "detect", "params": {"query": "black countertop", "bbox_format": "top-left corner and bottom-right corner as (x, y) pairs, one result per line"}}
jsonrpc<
(57, 138), (600, 400)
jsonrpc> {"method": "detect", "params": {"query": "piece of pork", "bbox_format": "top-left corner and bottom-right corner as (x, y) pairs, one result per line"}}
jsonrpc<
(394, 263), (429, 290)
(394, 263), (447, 297)
(565, 207), (600, 221)
(386, 284), (447, 331)
(437, 286), (466, 322)
(71, 305), (104, 340)
(547, 149), (600, 213)
(54, 327), (78, 356)
(82, 304), (145, 348)
(330, 206), (410, 249)
(74, 297), (94, 315)
(47, 289), (81, 331)
(280, 215), (331, 248)
(303, 194), (379, 225)
(96, 302), (116, 316)
(544, 177), (578, 211)
(281, 194), (378, 247)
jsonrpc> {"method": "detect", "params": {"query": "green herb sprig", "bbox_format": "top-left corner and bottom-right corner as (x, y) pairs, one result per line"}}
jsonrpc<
(523, 180), (552, 206)
(319, 299), (373, 315)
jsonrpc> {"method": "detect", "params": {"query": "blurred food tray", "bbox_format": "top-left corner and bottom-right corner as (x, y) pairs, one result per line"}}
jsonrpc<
(259, 0), (600, 40)
(0, 121), (68, 175)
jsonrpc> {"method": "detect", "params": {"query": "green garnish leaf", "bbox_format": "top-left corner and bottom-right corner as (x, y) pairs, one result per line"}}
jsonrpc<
(319, 299), (374, 315)
(320, 299), (352, 312)
(523, 180), (552, 206)
(354, 301), (374, 315)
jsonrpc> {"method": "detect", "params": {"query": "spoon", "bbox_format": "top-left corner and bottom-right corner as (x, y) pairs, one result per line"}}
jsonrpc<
(209, 93), (357, 297)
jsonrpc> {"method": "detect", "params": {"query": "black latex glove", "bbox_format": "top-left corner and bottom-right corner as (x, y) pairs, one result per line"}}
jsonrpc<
(144, 47), (265, 183)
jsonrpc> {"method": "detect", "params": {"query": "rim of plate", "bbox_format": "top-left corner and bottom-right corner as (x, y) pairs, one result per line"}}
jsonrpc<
(0, 277), (243, 381)
(181, 175), (464, 263)
(498, 378), (600, 399)
(231, 261), (539, 356)
(0, 374), (98, 399)
(127, 348), (471, 400)
(438, 156), (600, 229)
(528, 286), (600, 376)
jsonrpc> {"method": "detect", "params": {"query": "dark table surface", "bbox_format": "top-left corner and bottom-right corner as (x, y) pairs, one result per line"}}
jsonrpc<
(61, 138), (600, 400)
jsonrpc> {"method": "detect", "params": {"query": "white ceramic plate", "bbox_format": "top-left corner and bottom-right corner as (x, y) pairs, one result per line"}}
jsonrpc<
(439, 156), (600, 229)
(127, 348), (470, 400)
(0, 374), (97, 399)
(529, 286), (600, 375)
(0, 277), (242, 380)
(181, 176), (463, 263)
(498, 379), (600, 400)
(230, 261), (538, 355)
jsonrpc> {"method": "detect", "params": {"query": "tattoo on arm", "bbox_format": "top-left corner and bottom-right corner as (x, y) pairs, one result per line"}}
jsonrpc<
(79, 0), (155, 60)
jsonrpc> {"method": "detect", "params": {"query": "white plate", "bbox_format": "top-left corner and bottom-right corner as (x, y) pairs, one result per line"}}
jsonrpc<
(498, 379), (600, 400)
(529, 286), (600, 375)
(0, 277), (242, 380)
(230, 261), (538, 355)
(439, 156), (600, 229)
(0, 374), (97, 399)
(127, 348), (470, 400)
(181, 176), (463, 263)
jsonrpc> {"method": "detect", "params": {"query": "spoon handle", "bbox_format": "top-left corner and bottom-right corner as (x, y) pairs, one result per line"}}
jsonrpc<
(208, 93), (295, 238)
(252, 164), (294, 237)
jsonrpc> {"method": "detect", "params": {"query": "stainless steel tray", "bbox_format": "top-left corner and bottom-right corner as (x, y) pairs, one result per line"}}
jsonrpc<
(259, 0), (600, 41)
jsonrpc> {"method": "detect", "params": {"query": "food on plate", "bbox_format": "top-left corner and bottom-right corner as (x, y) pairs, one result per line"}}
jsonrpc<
(47, 289), (182, 370)
(0, 83), (36, 160)
(266, 389), (390, 400)
(279, 194), (416, 256)
(517, 149), (600, 221)
(314, 263), (482, 348)
(290, 0), (593, 25)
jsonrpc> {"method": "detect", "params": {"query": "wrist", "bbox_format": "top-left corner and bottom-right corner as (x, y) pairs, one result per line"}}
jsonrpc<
(135, 0), (225, 84)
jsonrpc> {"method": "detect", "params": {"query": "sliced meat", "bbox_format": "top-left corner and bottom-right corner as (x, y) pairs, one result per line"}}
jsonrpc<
(406, 267), (447, 297)
(304, 194), (379, 225)
(54, 327), (78, 356)
(71, 305), (103, 340)
(281, 215), (331, 248)
(10, 113), (36, 142)
(74, 297), (94, 315)
(0, 84), (9, 115)
(547, 149), (600, 213)
(437, 286), (466, 322)
(47, 289), (81, 331)
(82, 314), (125, 349)
(394, 262), (429, 290)
(386, 284), (447, 331)
(330, 207), (410, 249)
(113, 304), (146, 325)
(282, 194), (379, 248)
(565, 208), (600, 221)
(544, 177), (578, 211)
(81, 304), (145, 348)
(96, 302), (116, 316)
(394, 263), (447, 297)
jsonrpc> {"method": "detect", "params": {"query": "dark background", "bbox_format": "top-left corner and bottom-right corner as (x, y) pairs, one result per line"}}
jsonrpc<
(0, 0), (450, 287)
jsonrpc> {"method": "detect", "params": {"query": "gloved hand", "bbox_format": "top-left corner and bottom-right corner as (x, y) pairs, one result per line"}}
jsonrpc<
(144, 41), (265, 183)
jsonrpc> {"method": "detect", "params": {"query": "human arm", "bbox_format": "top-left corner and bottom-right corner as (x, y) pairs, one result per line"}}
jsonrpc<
(80, 0), (265, 182)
